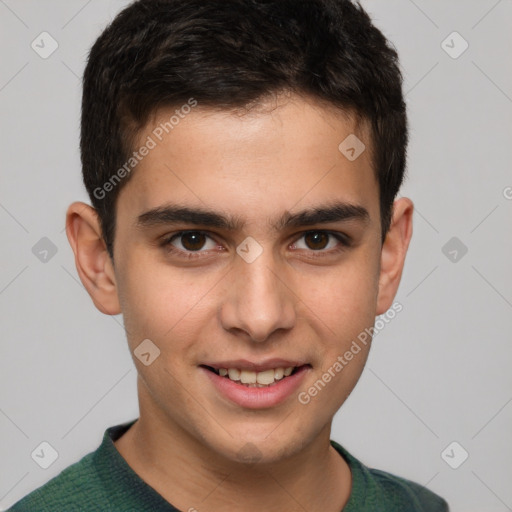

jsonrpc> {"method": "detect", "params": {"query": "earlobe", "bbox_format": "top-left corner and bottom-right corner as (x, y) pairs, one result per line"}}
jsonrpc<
(376, 197), (414, 315)
(65, 202), (121, 315)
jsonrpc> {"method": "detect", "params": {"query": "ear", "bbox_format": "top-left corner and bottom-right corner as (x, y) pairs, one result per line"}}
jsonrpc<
(65, 202), (121, 315)
(376, 197), (414, 315)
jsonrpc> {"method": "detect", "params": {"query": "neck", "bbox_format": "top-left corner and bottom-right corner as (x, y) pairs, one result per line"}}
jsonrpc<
(115, 412), (352, 512)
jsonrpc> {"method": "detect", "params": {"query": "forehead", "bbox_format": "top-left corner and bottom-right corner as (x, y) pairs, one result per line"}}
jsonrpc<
(117, 95), (379, 229)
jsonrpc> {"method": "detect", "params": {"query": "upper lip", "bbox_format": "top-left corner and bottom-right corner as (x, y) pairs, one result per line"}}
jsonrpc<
(201, 359), (310, 372)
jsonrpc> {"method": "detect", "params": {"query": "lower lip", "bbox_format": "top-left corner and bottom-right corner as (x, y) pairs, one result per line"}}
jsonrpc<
(201, 366), (310, 409)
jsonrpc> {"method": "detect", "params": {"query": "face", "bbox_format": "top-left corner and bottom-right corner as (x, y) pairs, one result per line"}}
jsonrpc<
(69, 94), (412, 465)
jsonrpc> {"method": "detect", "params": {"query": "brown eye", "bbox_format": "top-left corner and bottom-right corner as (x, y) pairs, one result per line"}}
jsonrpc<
(292, 231), (350, 254)
(179, 232), (207, 251)
(161, 231), (224, 260)
(163, 231), (218, 253)
(304, 231), (330, 250)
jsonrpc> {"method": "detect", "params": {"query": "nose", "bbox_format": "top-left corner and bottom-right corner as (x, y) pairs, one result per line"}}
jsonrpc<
(219, 251), (296, 343)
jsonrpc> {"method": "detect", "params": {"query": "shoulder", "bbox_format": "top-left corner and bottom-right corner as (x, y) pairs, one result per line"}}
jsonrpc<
(6, 451), (105, 512)
(365, 467), (449, 511)
(6, 419), (158, 512)
(331, 440), (449, 512)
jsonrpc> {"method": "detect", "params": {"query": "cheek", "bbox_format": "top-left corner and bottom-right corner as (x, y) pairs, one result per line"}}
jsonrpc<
(115, 249), (219, 348)
(302, 252), (380, 338)
(295, 249), (379, 405)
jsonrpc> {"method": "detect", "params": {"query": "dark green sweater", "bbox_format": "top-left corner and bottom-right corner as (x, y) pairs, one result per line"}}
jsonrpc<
(7, 419), (449, 511)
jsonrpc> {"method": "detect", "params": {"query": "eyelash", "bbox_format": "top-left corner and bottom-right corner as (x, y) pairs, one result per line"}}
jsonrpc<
(160, 230), (351, 259)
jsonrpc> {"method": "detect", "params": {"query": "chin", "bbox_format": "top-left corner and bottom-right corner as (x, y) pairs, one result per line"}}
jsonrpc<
(204, 427), (311, 467)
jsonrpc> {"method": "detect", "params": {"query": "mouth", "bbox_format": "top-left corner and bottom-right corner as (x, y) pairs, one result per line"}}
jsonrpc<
(200, 364), (309, 388)
(200, 361), (311, 409)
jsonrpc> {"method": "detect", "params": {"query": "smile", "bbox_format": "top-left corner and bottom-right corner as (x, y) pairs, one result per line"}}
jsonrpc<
(200, 362), (311, 409)
(203, 365), (301, 387)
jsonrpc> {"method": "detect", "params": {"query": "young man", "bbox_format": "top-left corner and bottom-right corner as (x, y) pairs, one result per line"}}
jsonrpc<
(8, 0), (449, 510)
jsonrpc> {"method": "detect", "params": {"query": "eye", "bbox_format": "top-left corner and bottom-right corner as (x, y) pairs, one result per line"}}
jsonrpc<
(160, 229), (350, 260)
(291, 231), (350, 253)
(162, 231), (219, 255)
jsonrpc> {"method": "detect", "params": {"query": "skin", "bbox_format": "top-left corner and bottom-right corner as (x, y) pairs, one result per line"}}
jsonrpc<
(66, 93), (413, 512)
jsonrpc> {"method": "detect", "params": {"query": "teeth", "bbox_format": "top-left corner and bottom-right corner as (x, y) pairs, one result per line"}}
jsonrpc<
(216, 366), (299, 386)
(228, 368), (240, 381)
(256, 369), (275, 385)
(240, 370), (256, 384)
(274, 368), (284, 380)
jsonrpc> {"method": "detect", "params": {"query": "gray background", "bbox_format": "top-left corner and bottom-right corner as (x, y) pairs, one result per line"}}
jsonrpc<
(1, 1), (511, 510)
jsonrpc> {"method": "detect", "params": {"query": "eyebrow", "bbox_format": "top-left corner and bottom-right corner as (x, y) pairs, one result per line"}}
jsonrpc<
(135, 201), (370, 232)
